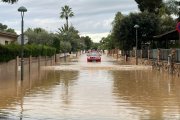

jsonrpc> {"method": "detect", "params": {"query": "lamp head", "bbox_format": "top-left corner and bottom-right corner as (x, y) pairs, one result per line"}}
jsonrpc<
(134, 24), (139, 29)
(18, 6), (27, 12)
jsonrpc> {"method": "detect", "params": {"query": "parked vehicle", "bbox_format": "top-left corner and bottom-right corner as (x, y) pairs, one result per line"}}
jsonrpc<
(87, 52), (101, 62)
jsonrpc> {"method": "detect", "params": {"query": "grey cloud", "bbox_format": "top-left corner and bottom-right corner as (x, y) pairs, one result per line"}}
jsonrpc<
(0, 0), (138, 41)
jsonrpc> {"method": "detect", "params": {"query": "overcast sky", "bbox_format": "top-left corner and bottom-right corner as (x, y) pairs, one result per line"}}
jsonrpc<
(0, 0), (138, 42)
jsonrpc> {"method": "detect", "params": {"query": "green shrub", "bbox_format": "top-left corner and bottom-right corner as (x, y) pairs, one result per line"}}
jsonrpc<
(0, 44), (56, 62)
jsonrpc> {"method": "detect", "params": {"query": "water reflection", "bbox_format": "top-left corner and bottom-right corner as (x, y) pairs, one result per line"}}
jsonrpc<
(0, 69), (79, 120)
(59, 71), (79, 105)
(0, 54), (180, 119)
(112, 70), (180, 120)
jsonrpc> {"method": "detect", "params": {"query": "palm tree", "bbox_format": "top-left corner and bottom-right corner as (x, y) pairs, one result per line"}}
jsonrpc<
(60, 5), (74, 30)
(1, 0), (18, 4)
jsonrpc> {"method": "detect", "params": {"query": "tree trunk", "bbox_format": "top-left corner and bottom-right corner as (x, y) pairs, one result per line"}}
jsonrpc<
(66, 17), (68, 31)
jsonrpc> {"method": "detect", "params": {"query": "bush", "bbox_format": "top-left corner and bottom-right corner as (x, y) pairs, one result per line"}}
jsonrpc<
(0, 44), (56, 62)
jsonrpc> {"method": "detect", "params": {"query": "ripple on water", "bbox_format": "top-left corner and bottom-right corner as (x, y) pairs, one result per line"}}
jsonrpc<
(44, 64), (152, 71)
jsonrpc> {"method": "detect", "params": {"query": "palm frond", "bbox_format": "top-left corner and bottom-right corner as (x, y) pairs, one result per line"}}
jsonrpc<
(1, 0), (18, 4)
(60, 5), (74, 19)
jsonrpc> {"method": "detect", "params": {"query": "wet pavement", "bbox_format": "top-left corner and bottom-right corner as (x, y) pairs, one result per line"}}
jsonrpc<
(0, 54), (180, 120)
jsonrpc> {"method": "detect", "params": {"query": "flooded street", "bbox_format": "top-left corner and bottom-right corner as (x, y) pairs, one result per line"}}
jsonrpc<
(0, 54), (180, 120)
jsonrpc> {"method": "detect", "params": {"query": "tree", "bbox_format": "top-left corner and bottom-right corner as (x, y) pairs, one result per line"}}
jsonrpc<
(0, 23), (7, 30)
(135, 0), (163, 13)
(57, 25), (82, 52)
(25, 28), (54, 45)
(1, 0), (18, 4)
(111, 12), (124, 48)
(0, 23), (16, 34)
(52, 37), (60, 53)
(60, 41), (72, 53)
(65, 26), (80, 52)
(60, 5), (74, 30)
(109, 12), (160, 50)
(6, 28), (16, 33)
(80, 36), (93, 50)
(159, 16), (176, 34)
(99, 35), (115, 50)
(163, 0), (180, 22)
(92, 43), (100, 50)
(164, 0), (179, 15)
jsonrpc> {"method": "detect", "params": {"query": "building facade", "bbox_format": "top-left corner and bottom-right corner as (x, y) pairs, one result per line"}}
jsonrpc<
(0, 31), (18, 45)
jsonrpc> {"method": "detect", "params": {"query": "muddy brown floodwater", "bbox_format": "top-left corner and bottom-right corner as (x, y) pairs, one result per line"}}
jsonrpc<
(0, 54), (180, 120)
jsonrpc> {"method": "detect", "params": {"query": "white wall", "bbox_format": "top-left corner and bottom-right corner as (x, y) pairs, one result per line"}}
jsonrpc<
(0, 36), (15, 45)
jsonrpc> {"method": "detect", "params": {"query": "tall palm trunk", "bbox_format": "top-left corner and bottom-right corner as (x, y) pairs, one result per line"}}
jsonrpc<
(66, 17), (68, 31)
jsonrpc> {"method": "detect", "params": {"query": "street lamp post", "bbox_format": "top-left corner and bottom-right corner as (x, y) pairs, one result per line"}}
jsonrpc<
(18, 6), (27, 81)
(134, 24), (139, 65)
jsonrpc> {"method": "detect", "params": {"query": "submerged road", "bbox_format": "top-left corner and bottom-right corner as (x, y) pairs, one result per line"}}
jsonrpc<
(0, 54), (180, 120)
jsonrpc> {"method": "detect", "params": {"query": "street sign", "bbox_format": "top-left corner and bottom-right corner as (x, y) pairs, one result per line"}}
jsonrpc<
(176, 22), (180, 33)
(17, 34), (28, 44)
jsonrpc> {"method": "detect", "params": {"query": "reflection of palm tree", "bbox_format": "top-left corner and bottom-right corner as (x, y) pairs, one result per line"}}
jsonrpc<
(59, 71), (79, 105)
(1, 0), (18, 4)
(60, 5), (74, 30)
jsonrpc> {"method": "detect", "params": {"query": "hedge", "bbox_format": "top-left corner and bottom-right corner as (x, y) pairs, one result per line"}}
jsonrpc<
(0, 44), (56, 62)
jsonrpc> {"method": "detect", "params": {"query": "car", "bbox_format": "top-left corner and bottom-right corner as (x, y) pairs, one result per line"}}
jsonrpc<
(87, 52), (101, 62)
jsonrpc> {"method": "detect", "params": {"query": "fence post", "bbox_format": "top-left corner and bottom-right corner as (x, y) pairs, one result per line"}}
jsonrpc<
(148, 49), (150, 60)
(135, 49), (138, 65)
(76, 52), (78, 58)
(51, 56), (53, 65)
(45, 56), (47, 66)
(170, 49), (176, 74)
(38, 56), (41, 72)
(141, 50), (143, 59)
(51, 55), (55, 65)
(55, 54), (59, 63)
(112, 49), (113, 57)
(15, 56), (19, 81)
(117, 49), (119, 60)
(54, 55), (56, 64)
(55, 54), (57, 63)
(29, 56), (31, 79)
(157, 49), (161, 62)
(113, 49), (115, 57)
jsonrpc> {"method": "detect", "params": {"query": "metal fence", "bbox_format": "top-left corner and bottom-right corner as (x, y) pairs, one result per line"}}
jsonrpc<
(160, 49), (171, 61)
(137, 50), (141, 58)
(130, 51), (135, 57)
(142, 50), (148, 58)
(149, 49), (157, 59)
(129, 49), (180, 63)
(176, 49), (180, 62)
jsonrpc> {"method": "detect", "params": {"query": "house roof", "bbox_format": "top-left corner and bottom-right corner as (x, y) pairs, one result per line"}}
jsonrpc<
(153, 29), (179, 40)
(0, 31), (18, 39)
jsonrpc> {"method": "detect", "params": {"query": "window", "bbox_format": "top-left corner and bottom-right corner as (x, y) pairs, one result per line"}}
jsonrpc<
(5, 41), (8, 45)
